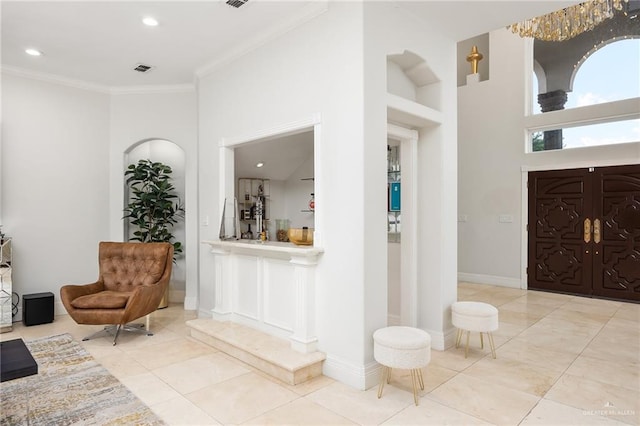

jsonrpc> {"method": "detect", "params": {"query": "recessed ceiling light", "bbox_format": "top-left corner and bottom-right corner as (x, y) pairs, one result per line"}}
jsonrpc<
(256, 162), (264, 168)
(142, 16), (159, 27)
(25, 48), (42, 56)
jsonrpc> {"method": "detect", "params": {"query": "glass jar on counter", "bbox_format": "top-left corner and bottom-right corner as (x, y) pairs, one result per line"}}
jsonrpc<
(276, 219), (290, 242)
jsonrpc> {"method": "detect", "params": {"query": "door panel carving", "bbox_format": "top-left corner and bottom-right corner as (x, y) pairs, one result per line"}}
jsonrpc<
(529, 165), (640, 302)
(534, 242), (584, 285)
(593, 165), (640, 301)
(528, 169), (591, 295)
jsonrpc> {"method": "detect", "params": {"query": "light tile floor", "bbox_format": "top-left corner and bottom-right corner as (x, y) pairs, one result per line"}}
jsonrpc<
(2, 283), (639, 425)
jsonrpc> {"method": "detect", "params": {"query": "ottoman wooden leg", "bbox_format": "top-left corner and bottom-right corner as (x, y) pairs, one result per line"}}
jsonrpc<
(488, 332), (497, 359)
(410, 369), (419, 405)
(464, 330), (471, 358)
(378, 366), (389, 399)
(480, 332), (484, 349)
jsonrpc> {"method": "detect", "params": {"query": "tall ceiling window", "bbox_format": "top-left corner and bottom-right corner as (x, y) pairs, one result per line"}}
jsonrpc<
(568, 38), (639, 108)
(532, 39), (640, 151)
(534, 39), (639, 113)
(528, 4), (639, 152)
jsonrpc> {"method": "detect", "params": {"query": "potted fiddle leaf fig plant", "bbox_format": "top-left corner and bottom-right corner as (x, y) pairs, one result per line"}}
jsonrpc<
(123, 159), (185, 258)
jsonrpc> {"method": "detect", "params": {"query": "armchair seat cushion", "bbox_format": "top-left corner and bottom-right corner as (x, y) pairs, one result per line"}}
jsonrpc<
(71, 291), (131, 309)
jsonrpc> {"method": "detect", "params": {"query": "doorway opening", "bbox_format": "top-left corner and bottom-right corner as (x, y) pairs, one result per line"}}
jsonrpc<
(124, 139), (186, 303)
(387, 124), (418, 327)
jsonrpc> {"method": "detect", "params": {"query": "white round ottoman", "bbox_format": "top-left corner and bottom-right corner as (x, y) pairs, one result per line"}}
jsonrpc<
(373, 326), (431, 405)
(451, 301), (498, 358)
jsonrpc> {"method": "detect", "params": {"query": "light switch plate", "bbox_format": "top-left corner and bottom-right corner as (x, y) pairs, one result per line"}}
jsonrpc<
(499, 214), (514, 223)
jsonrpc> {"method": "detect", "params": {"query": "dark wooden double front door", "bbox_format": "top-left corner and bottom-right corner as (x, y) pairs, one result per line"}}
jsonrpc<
(528, 164), (640, 302)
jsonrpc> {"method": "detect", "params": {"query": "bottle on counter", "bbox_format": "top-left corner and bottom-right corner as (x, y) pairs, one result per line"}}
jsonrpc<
(241, 224), (253, 240)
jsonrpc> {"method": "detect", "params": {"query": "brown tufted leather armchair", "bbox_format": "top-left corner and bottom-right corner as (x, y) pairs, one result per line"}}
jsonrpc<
(60, 241), (173, 345)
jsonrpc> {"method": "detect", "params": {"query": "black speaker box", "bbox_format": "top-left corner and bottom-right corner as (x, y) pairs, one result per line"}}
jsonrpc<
(22, 292), (54, 326)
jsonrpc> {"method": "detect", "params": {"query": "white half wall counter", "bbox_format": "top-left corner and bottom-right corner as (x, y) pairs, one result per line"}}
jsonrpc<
(203, 240), (323, 353)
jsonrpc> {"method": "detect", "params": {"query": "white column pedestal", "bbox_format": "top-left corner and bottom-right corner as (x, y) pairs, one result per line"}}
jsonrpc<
(289, 253), (320, 353)
(210, 246), (232, 320)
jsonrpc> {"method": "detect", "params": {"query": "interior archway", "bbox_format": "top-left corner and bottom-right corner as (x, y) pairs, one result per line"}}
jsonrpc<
(124, 139), (187, 304)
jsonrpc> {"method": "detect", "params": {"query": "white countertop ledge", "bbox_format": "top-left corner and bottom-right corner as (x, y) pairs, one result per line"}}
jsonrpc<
(203, 239), (324, 257)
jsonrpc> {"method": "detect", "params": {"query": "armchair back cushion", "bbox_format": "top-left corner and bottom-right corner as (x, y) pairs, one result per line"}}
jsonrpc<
(101, 242), (171, 291)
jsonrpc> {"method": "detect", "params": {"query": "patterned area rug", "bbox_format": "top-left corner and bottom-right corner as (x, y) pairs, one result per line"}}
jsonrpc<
(1, 333), (164, 425)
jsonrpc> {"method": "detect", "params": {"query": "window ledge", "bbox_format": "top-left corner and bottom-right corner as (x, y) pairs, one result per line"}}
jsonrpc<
(524, 97), (640, 132)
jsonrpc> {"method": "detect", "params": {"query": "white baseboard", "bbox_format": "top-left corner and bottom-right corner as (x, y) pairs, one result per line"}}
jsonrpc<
(458, 272), (522, 289)
(197, 307), (213, 318)
(421, 326), (457, 351)
(54, 301), (66, 317)
(322, 355), (380, 390)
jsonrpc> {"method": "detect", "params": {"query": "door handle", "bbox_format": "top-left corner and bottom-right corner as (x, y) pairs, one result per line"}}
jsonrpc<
(594, 218), (601, 244)
(584, 218), (591, 243)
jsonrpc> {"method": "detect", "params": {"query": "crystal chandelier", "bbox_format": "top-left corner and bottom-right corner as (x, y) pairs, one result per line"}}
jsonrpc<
(508, 0), (629, 41)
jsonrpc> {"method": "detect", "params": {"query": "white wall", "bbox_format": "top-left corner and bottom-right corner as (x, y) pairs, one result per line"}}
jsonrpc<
(387, 242), (401, 324)
(198, 2), (374, 388)
(0, 72), (110, 317)
(109, 90), (198, 308)
(364, 2), (458, 354)
(458, 28), (640, 287)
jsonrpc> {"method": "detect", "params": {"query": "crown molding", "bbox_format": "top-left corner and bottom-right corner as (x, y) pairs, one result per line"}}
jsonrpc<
(110, 84), (195, 95)
(0, 65), (110, 93)
(1, 66), (195, 95)
(196, 1), (329, 79)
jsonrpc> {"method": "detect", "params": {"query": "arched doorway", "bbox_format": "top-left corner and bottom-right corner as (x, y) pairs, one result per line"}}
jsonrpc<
(125, 139), (187, 304)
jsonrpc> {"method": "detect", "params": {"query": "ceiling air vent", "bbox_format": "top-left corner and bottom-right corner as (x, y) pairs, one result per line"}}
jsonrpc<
(133, 63), (153, 73)
(226, 0), (248, 8)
